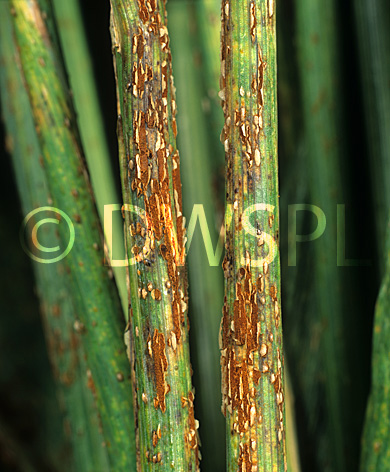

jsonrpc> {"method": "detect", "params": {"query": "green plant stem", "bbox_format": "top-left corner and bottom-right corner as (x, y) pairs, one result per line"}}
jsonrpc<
(219, 1), (287, 470)
(285, 367), (301, 472)
(167, 2), (225, 470)
(353, 0), (390, 274)
(360, 222), (390, 471)
(354, 2), (390, 470)
(294, 1), (359, 470)
(0, 10), (111, 472)
(52, 0), (128, 313)
(110, 1), (199, 470)
(8, 1), (135, 469)
(275, 3), (305, 468)
(194, 0), (226, 205)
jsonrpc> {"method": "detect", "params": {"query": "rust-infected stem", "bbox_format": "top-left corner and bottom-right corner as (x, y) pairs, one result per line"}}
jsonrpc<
(219, 0), (288, 470)
(110, 1), (199, 470)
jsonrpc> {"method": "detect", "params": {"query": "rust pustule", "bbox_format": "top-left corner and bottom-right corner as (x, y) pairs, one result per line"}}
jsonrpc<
(151, 329), (168, 413)
(250, 2), (257, 43)
(132, 27), (145, 58)
(238, 443), (252, 471)
(152, 429), (159, 448)
(184, 390), (200, 467)
(86, 369), (96, 396)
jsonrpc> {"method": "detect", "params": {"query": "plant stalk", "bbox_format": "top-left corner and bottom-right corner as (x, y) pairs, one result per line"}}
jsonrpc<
(167, 2), (226, 470)
(52, 0), (128, 313)
(8, 1), (135, 469)
(219, 0), (287, 470)
(110, 1), (199, 470)
(359, 222), (390, 471)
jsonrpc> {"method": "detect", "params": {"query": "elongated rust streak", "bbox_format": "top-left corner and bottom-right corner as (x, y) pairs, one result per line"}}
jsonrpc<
(131, 170), (185, 341)
(185, 391), (198, 450)
(129, 22), (186, 341)
(238, 443), (252, 471)
(221, 262), (260, 436)
(250, 2), (257, 43)
(151, 329), (168, 413)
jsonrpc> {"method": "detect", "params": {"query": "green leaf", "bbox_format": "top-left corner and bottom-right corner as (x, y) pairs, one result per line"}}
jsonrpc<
(7, 0), (136, 469)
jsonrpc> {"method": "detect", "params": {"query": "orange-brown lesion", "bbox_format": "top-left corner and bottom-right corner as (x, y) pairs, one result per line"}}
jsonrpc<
(183, 390), (200, 468)
(222, 255), (275, 468)
(150, 329), (168, 413)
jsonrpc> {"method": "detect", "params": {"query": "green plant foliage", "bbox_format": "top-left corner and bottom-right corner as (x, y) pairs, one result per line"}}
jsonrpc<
(6, 0), (136, 469)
